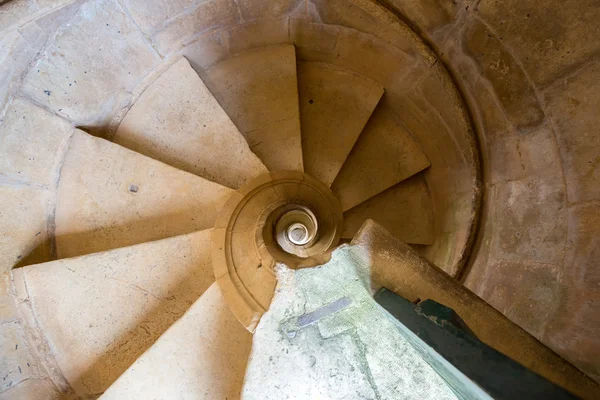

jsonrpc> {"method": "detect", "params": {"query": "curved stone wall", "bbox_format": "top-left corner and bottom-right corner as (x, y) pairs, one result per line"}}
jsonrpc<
(0, 0), (598, 396)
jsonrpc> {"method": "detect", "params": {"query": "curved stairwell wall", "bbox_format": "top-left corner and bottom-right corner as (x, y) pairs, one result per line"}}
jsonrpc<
(0, 0), (598, 398)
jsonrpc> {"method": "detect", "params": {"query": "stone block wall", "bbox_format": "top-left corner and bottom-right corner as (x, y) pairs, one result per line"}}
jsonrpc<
(381, 0), (600, 382)
(0, 0), (598, 396)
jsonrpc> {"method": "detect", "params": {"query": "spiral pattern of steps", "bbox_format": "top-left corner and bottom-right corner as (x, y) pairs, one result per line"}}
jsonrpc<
(11, 41), (464, 397)
(3, 0), (599, 398)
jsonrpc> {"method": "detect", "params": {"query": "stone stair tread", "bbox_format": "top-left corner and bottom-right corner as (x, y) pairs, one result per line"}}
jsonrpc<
(198, 44), (303, 172)
(114, 57), (267, 189)
(55, 130), (233, 259)
(100, 283), (252, 400)
(331, 104), (431, 211)
(342, 173), (434, 244)
(11, 230), (216, 398)
(298, 62), (384, 187)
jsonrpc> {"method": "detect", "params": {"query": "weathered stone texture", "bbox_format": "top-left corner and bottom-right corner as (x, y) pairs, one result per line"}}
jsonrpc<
(22, 0), (160, 128)
(461, 19), (544, 131)
(331, 104), (430, 211)
(0, 0), (37, 33)
(290, 18), (340, 55)
(182, 29), (230, 71)
(0, 320), (40, 392)
(101, 284), (252, 400)
(16, 230), (216, 396)
(488, 126), (563, 185)
(481, 259), (559, 338)
(491, 175), (566, 267)
(0, 25), (46, 112)
(298, 62), (383, 186)
(0, 378), (61, 400)
(0, 186), (51, 272)
(0, 99), (73, 187)
(309, 0), (422, 57)
(55, 130), (233, 258)
(118, 0), (197, 35)
(225, 18), (289, 56)
(544, 60), (600, 204)
(378, 0), (460, 38)
(199, 45), (303, 172)
(236, 0), (304, 21)
(0, 272), (17, 321)
(152, 0), (241, 55)
(478, 0), (600, 88)
(114, 57), (267, 189)
(543, 202), (600, 382)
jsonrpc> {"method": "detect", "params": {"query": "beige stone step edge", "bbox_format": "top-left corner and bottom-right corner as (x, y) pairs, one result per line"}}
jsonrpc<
(99, 283), (252, 399)
(10, 229), (218, 398)
(113, 57), (268, 189)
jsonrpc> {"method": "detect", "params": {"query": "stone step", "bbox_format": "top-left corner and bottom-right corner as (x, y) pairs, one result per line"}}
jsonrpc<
(114, 57), (267, 189)
(55, 130), (233, 258)
(12, 230), (216, 398)
(331, 104), (431, 211)
(297, 62), (384, 187)
(198, 44), (303, 172)
(100, 283), (252, 400)
(341, 173), (434, 245)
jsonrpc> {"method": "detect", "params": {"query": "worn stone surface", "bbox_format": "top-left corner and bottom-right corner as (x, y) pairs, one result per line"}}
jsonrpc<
(481, 259), (560, 338)
(308, 0), (423, 57)
(289, 17), (340, 55)
(487, 126), (563, 185)
(236, 0), (304, 21)
(32, 0), (85, 35)
(478, 0), (600, 88)
(544, 59), (600, 204)
(0, 378), (62, 400)
(114, 57), (267, 189)
(342, 174), (434, 245)
(22, 0), (160, 128)
(15, 230), (216, 397)
(100, 283), (252, 400)
(243, 250), (457, 400)
(0, 0), (37, 33)
(0, 320), (39, 392)
(0, 185), (51, 272)
(200, 45), (303, 172)
(491, 175), (566, 266)
(543, 202), (600, 382)
(54, 130), (233, 258)
(0, 98), (73, 187)
(0, 272), (16, 321)
(0, 25), (46, 112)
(298, 62), (383, 186)
(151, 0), (241, 56)
(379, 0), (460, 38)
(225, 18), (289, 56)
(118, 0), (197, 36)
(331, 105), (430, 211)
(182, 29), (230, 71)
(461, 18), (544, 131)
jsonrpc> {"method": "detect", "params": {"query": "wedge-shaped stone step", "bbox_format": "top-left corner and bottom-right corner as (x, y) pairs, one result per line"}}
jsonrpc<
(199, 45), (303, 172)
(342, 174), (434, 244)
(114, 58), (267, 189)
(331, 105), (431, 211)
(298, 62), (384, 187)
(100, 283), (252, 400)
(12, 230), (215, 398)
(55, 130), (233, 258)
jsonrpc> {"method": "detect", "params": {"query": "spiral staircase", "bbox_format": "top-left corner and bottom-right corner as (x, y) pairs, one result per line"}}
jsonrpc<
(1, 0), (599, 398)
